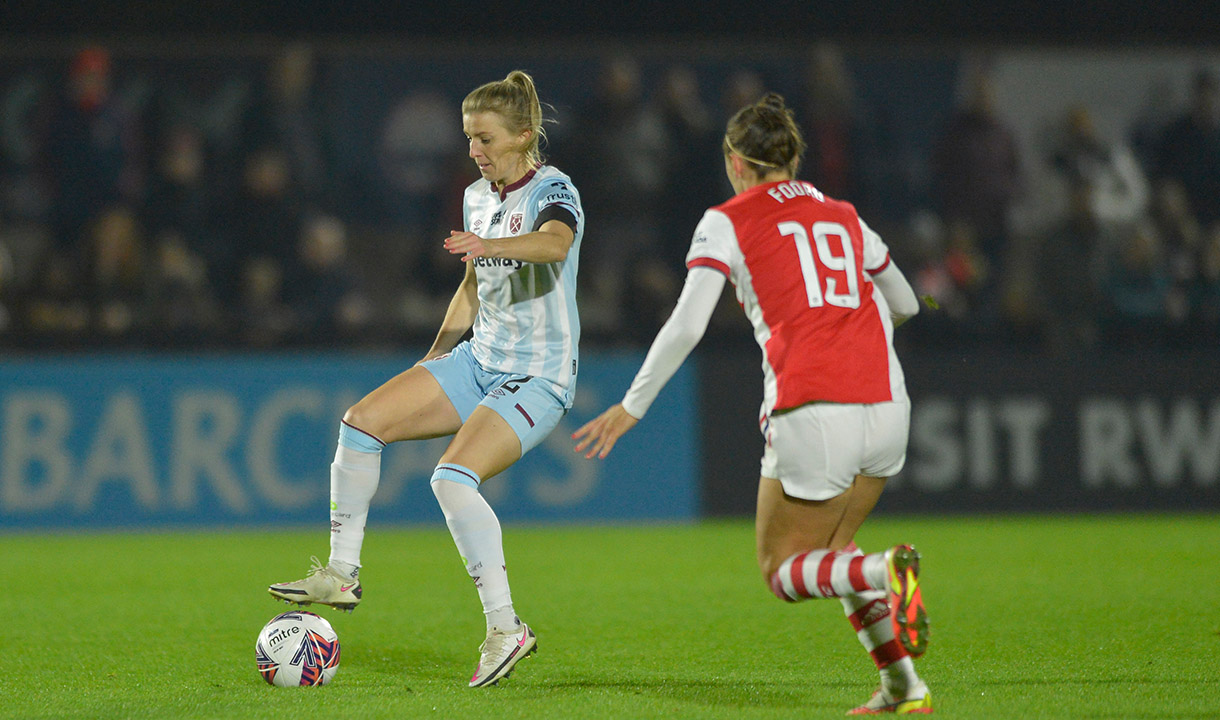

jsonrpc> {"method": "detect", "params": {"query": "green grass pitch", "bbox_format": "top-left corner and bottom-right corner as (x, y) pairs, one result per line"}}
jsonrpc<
(4, 514), (1218, 719)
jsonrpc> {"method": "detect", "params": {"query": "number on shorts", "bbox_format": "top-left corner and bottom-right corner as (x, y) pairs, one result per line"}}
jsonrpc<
(499, 376), (532, 393)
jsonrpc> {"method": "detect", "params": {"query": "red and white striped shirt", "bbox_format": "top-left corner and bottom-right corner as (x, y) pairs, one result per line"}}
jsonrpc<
(685, 180), (907, 413)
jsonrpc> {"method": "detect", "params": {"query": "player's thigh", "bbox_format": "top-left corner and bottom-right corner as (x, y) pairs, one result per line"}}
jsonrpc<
(755, 475), (852, 580)
(819, 401), (907, 548)
(755, 403), (879, 578)
(439, 375), (566, 480)
(344, 364), (462, 442)
(438, 406), (523, 480)
(478, 374), (567, 455)
(827, 474), (887, 550)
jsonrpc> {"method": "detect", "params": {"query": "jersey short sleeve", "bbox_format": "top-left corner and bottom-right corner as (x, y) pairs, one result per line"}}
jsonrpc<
(526, 177), (581, 232)
(685, 209), (739, 277)
(859, 217), (892, 275)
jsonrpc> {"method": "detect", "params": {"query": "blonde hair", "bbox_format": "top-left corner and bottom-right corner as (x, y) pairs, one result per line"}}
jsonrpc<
(722, 92), (806, 177)
(462, 70), (546, 165)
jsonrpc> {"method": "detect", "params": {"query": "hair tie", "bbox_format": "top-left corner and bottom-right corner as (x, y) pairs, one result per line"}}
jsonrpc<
(724, 135), (781, 169)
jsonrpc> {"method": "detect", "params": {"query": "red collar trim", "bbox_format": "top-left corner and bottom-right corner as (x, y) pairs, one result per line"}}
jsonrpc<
(498, 166), (539, 200)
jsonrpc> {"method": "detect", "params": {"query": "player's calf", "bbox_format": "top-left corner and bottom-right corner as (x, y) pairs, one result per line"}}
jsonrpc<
(769, 547), (887, 601)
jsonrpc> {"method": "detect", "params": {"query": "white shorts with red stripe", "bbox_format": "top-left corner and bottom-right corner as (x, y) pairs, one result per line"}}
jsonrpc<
(760, 399), (910, 501)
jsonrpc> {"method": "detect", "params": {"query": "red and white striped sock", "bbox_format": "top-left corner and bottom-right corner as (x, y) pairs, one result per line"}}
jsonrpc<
(769, 546), (888, 601)
(837, 545), (919, 695)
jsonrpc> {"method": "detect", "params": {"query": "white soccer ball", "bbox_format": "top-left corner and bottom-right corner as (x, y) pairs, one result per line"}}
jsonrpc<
(255, 610), (341, 686)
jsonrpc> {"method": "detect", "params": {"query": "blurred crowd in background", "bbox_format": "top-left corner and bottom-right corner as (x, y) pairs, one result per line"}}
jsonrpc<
(0, 41), (1217, 353)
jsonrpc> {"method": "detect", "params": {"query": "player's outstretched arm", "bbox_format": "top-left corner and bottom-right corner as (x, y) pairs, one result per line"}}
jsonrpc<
(574, 266), (726, 460)
(572, 404), (639, 459)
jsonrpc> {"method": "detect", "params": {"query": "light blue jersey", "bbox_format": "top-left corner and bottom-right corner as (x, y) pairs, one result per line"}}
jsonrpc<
(462, 165), (583, 406)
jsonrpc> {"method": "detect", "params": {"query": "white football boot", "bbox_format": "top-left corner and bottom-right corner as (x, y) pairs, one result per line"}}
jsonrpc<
(468, 622), (537, 687)
(268, 556), (362, 612)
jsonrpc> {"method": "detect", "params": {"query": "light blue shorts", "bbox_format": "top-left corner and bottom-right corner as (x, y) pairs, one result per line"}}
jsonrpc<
(420, 341), (567, 455)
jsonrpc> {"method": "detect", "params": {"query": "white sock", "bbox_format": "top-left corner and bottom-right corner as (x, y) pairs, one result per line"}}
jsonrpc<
(486, 606), (520, 633)
(431, 472), (517, 631)
(328, 444), (380, 572)
(329, 559), (360, 580)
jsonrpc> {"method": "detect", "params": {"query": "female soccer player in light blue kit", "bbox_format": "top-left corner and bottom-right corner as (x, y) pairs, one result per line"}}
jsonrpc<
(269, 70), (582, 688)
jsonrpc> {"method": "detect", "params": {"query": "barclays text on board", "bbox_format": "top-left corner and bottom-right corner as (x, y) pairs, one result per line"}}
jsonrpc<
(0, 355), (697, 529)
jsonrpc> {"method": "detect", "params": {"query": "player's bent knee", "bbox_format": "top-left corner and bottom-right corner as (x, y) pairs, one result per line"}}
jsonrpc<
(757, 553), (784, 588)
(342, 404), (380, 436)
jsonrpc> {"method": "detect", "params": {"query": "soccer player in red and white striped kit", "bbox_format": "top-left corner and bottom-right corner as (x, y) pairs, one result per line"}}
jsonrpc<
(574, 93), (931, 715)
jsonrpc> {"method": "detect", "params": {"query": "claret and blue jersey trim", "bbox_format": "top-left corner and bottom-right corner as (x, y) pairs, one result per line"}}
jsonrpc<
(498, 166), (538, 201)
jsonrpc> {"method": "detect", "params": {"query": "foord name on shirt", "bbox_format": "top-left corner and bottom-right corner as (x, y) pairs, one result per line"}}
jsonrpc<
(767, 181), (824, 203)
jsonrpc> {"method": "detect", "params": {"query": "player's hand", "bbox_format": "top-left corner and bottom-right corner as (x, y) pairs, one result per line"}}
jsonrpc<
(572, 404), (638, 459)
(444, 230), (490, 262)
